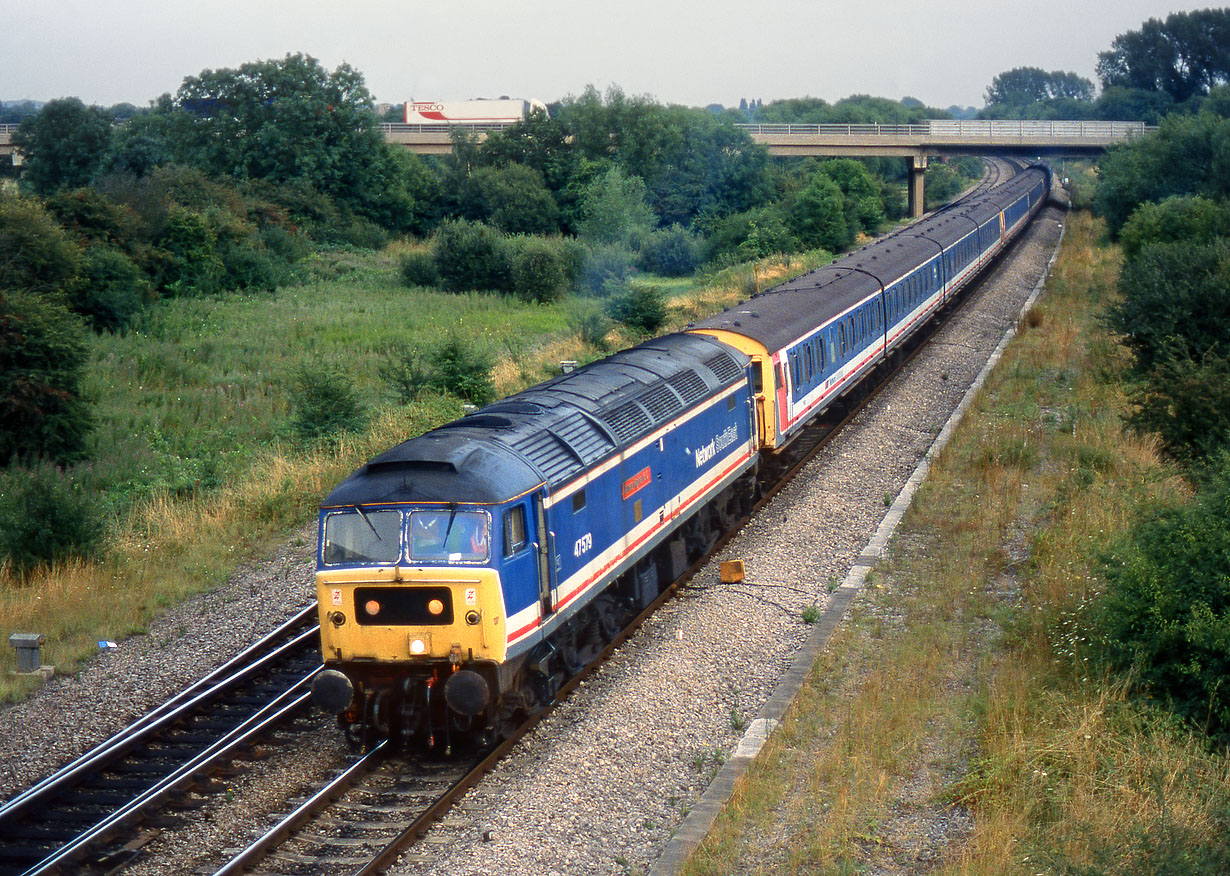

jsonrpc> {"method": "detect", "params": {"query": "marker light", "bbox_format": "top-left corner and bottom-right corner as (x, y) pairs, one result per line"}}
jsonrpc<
(365, 599), (381, 617)
(410, 638), (427, 655)
(427, 599), (444, 616)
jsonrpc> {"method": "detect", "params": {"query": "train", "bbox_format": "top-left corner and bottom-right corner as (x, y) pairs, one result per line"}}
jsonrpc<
(309, 163), (1053, 750)
(403, 98), (548, 125)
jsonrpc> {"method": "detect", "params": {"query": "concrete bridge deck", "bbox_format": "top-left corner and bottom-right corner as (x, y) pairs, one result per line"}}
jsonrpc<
(378, 118), (1153, 158)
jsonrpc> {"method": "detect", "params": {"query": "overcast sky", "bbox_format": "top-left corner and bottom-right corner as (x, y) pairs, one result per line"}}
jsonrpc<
(2, 1), (1218, 111)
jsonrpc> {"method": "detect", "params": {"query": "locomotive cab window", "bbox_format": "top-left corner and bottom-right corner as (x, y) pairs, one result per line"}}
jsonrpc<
(323, 509), (402, 565)
(504, 505), (528, 555)
(572, 489), (587, 513)
(410, 509), (489, 563)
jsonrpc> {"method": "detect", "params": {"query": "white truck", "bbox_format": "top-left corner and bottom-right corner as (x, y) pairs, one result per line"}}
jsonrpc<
(403, 98), (548, 125)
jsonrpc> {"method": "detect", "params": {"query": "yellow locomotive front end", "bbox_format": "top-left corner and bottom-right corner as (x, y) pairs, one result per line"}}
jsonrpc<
(311, 505), (511, 749)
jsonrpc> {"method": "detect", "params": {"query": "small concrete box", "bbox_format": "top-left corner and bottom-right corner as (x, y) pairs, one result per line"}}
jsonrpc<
(720, 560), (746, 584)
(9, 633), (45, 674)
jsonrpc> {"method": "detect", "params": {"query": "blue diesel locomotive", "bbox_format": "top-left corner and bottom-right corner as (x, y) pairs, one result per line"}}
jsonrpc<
(310, 164), (1052, 749)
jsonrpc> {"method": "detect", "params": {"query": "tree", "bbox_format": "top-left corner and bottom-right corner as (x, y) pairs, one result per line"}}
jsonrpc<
(555, 86), (770, 226)
(173, 53), (415, 228)
(1093, 111), (1230, 238)
(12, 98), (114, 195)
(1097, 9), (1230, 102)
(819, 159), (885, 234)
(0, 192), (82, 295)
(432, 219), (512, 292)
(1118, 195), (1230, 259)
(1109, 239), (1230, 378)
(576, 166), (657, 247)
(985, 67), (1095, 106)
(459, 164), (561, 234)
(788, 175), (851, 251)
(1091, 86), (1175, 124)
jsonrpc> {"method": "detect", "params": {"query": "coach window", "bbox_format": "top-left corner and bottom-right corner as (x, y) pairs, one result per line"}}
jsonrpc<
(504, 504), (528, 555)
(838, 323), (846, 355)
(572, 489), (586, 513)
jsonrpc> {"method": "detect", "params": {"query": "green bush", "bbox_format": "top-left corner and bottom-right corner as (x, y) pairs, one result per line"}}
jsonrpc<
(510, 238), (567, 303)
(220, 242), (281, 292)
(155, 207), (225, 296)
(72, 246), (151, 331)
(1127, 350), (1230, 464)
(289, 367), (367, 441)
(432, 219), (512, 292)
(1096, 455), (1230, 742)
(259, 223), (310, 264)
(0, 462), (105, 579)
(1109, 240), (1230, 377)
(434, 336), (495, 405)
(700, 205), (796, 265)
(638, 225), (700, 276)
(789, 175), (852, 251)
(380, 336), (495, 406)
(399, 250), (440, 288)
(607, 285), (667, 334)
(1119, 196), (1230, 260)
(337, 217), (390, 250)
(0, 192), (82, 296)
(0, 291), (94, 464)
(380, 348), (435, 404)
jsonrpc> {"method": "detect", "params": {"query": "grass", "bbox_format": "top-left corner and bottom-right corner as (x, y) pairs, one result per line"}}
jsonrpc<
(681, 211), (1230, 875)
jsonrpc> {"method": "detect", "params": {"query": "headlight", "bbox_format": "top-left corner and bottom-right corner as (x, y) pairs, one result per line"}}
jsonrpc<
(410, 638), (426, 655)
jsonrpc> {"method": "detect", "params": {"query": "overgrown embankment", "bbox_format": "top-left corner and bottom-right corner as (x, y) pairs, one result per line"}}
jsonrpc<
(682, 211), (1230, 875)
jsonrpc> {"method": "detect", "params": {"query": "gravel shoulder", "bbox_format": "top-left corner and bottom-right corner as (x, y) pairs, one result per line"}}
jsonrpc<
(0, 199), (1064, 876)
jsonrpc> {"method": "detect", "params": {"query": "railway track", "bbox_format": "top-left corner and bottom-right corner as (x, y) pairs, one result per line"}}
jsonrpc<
(0, 608), (321, 876)
(4, 158), (1035, 876)
(187, 158), (1038, 876)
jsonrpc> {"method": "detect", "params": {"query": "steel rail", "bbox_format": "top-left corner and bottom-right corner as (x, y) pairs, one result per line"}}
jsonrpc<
(0, 615), (319, 826)
(210, 739), (390, 876)
(20, 677), (316, 876)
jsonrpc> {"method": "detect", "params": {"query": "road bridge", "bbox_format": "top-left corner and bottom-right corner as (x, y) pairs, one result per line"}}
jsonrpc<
(2, 118), (1152, 216)
(381, 118), (1152, 216)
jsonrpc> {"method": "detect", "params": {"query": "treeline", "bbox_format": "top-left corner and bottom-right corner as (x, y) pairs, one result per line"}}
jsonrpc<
(1084, 97), (1230, 743)
(980, 8), (1230, 122)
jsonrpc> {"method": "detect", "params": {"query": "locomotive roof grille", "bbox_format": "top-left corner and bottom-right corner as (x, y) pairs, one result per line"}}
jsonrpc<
(667, 370), (709, 405)
(640, 383), (684, 422)
(602, 401), (653, 443)
(512, 431), (579, 483)
(704, 352), (742, 383)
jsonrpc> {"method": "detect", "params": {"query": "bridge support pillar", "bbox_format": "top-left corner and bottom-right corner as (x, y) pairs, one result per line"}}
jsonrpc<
(907, 155), (928, 218)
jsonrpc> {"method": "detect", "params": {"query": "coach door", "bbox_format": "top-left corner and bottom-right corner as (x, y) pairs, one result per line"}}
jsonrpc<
(533, 495), (556, 618)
